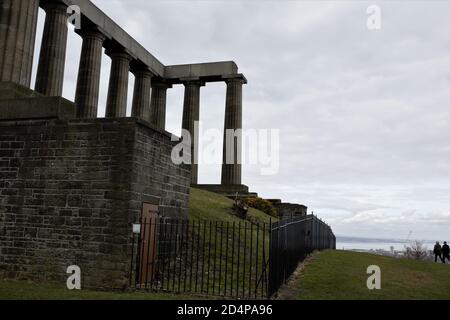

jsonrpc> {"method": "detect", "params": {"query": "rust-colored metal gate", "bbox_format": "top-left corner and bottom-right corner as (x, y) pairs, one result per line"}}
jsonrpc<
(137, 203), (159, 285)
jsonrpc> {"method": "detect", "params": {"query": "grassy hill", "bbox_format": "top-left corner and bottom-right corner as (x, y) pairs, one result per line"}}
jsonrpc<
(189, 188), (272, 224)
(278, 250), (450, 300)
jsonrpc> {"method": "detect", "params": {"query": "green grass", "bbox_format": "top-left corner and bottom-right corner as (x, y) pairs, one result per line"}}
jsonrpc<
(281, 250), (450, 300)
(189, 188), (273, 225)
(0, 279), (202, 300)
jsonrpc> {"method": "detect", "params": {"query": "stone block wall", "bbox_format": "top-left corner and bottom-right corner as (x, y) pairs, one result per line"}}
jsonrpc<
(276, 203), (308, 220)
(0, 117), (190, 290)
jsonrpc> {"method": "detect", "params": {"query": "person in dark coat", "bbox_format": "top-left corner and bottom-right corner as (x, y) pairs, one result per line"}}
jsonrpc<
(442, 242), (450, 264)
(434, 242), (443, 263)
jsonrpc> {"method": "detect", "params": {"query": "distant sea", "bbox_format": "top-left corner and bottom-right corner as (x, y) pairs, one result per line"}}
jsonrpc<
(337, 236), (437, 252)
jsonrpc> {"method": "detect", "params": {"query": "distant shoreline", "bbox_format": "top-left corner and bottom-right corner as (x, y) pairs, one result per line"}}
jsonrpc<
(337, 236), (437, 252)
(337, 235), (439, 244)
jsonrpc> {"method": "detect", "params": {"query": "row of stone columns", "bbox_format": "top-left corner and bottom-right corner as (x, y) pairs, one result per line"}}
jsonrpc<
(0, 0), (40, 87)
(75, 39), (170, 127)
(0, 0), (245, 187)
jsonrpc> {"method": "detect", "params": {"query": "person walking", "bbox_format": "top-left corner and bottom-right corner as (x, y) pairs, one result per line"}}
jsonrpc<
(442, 242), (450, 264)
(434, 242), (443, 263)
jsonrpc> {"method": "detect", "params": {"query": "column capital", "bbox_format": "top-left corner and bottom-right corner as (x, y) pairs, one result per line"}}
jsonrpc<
(40, 0), (68, 11)
(130, 65), (153, 78)
(151, 79), (172, 89)
(181, 78), (205, 87)
(223, 74), (247, 85)
(132, 70), (153, 79)
(78, 27), (106, 42)
(105, 44), (133, 61)
(106, 51), (132, 62)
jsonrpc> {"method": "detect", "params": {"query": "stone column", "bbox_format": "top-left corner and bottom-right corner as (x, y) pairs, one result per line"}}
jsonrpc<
(149, 81), (171, 130)
(75, 29), (105, 118)
(105, 51), (131, 118)
(35, 1), (68, 97)
(182, 80), (204, 185)
(0, 0), (40, 87)
(221, 77), (246, 186)
(131, 69), (152, 122)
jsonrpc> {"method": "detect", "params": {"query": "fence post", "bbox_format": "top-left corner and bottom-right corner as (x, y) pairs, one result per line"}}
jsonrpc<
(230, 222), (236, 297)
(224, 221), (230, 296)
(206, 220), (213, 294)
(248, 221), (254, 298)
(201, 221), (207, 293)
(255, 222), (260, 298)
(268, 218), (274, 298)
(171, 219), (179, 291)
(129, 230), (135, 286)
(212, 221), (218, 295)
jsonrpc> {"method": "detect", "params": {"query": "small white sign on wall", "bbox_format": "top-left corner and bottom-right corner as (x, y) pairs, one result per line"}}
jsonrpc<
(132, 224), (141, 234)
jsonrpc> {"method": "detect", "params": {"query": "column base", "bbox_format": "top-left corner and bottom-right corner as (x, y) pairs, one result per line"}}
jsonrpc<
(192, 184), (258, 199)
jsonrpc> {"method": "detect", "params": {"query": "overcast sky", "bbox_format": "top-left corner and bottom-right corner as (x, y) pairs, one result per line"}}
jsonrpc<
(31, 0), (450, 241)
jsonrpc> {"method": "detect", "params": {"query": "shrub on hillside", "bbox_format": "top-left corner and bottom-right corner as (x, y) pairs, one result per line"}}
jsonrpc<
(242, 197), (278, 218)
(405, 240), (428, 261)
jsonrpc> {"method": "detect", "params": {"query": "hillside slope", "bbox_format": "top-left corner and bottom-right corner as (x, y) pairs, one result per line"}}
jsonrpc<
(189, 188), (272, 224)
(186, 188), (272, 297)
(279, 250), (450, 300)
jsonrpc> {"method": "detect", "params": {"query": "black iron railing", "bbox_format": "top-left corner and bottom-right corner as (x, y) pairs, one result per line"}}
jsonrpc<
(268, 215), (336, 297)
(129, 215), (335, 299)
(130, 218), (270, 299)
